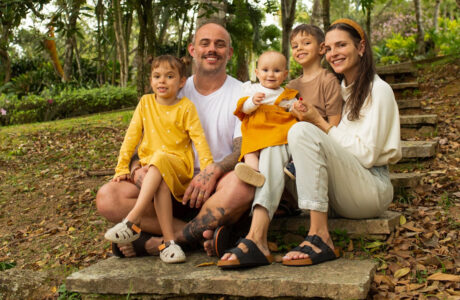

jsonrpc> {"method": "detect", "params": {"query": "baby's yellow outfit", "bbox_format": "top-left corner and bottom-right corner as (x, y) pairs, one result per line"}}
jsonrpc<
(234, 88), (298, 161)
(114, 94), (213, 201)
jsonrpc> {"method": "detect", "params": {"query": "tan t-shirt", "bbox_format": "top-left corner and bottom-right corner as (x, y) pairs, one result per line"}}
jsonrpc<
(287, 68), (343, 119)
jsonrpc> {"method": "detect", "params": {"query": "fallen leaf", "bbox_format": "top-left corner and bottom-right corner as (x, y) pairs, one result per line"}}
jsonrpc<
(400, 215), (407, 225)
(195, 261), (216, 267)
(427, 273), (460, 282)
(394, 267), (411, 279)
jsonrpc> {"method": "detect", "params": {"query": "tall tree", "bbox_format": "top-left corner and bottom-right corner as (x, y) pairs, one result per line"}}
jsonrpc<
(54, 0), (86, 82)
(0, 0), (49, 83)
(360, 0), (374, 44)
(433, 0), (441, 32)
(413, 0), (426, 54)
(280, 0), (297, 69)
(112, 0), (131, 87)
(311, 0), (321, 26)
(321, 0), (330, 30)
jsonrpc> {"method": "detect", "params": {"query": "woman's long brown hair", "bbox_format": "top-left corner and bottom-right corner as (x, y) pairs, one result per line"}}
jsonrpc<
(326, 22), (375, 121)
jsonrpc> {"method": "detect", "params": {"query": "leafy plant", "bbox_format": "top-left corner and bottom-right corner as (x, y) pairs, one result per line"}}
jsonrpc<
(58, 284), (81, 300)
(0, 85), (138, 126)
(0, 261), (16, 271)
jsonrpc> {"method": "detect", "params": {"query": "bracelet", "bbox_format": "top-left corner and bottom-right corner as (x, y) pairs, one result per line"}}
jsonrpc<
(325, 124), (334, 134)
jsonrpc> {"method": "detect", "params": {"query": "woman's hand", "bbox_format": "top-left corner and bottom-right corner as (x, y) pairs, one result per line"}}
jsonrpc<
(292, 99), (323, 124)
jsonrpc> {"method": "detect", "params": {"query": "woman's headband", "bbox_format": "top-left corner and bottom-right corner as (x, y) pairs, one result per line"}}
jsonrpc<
(330, 18), (365, 41)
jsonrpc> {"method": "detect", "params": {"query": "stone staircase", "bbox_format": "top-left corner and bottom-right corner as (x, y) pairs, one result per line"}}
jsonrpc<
(66, 63), (438, 299)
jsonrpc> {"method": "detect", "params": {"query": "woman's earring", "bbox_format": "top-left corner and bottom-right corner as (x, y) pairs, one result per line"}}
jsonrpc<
(359, 53), (363, 57)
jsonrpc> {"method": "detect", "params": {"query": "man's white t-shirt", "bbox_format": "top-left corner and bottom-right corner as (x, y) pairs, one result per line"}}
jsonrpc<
(179, 75), (243, 173)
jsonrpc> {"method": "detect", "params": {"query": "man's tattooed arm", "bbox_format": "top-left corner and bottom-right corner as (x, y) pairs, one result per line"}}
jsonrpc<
(215, 137), (242, 174)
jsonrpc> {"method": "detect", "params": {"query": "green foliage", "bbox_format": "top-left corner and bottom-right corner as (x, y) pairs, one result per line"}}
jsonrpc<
(374, 17), (460, 65)
(429, 18), (460, 56)
(58, 284), (81, 300)
(0, 86), (138, 126)
(374, 33), (417, 65)
(0, 261), (16, 271)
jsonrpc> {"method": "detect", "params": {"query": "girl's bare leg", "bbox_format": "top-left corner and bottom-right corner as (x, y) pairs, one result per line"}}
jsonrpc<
(154, 180), (175, 242)
(125, 165), (163, 225)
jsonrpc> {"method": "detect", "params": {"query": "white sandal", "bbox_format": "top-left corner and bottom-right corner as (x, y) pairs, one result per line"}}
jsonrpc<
(104, 219), (141, 243)
(158, 240), (186, 263)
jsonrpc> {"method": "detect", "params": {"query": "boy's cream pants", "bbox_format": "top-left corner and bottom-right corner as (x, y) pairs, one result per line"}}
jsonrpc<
(253, 122), (393, 220)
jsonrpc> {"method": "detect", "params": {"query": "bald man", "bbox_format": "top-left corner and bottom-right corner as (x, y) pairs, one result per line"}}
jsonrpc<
(96, 22), (254, 257)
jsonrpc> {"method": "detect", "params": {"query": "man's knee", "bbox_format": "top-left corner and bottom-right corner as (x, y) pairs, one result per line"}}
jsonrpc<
(216, 171), (254, 213)
(95, 182), (121, 222)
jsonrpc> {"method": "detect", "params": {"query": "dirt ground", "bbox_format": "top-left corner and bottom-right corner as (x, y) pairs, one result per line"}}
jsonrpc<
(0, 58), (459, 299)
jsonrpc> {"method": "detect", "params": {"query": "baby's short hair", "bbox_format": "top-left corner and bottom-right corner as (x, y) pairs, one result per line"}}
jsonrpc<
(290, 24), (325, 44)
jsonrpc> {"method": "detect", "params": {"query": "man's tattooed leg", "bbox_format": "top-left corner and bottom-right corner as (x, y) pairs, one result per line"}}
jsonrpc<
(181, 207), (225, 244)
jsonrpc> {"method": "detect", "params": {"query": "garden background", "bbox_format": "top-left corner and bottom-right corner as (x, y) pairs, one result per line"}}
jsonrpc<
(0, 0), (459, 299)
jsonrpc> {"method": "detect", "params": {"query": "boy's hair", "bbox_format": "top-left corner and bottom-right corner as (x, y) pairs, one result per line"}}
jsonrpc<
(149, 55), (187, 78)
(290, 24), (325, 44)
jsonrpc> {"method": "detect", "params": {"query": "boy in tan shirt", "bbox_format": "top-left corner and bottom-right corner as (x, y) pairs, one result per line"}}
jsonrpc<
(284, 24), (343, 179)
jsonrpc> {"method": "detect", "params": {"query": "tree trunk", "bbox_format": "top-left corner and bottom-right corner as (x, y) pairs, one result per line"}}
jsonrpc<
(177, 11), (187, 57)
(433, 0), (441, 32)
(413, 0), (425, 55)
(63, 0), (84, 82)
(0, 25), (12, 83)
(366, 7), (371, 45)
(321, 0), (330, 30)
(136, 0), (148, 96)
(95, 0), (105, 85)
(197, 0), (227, 27)
(236, 47), (249, 82)
(113, 0), (129, 87)
(311, 0), (321, 27)
(281, 0), (297, 71)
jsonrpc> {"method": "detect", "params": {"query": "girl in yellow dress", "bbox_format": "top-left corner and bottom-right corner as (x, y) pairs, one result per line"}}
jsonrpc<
(104, 55), (213, 263)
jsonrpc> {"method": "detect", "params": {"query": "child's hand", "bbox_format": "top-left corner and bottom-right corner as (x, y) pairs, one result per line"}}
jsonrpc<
(112, 174), (130, 182)
(252, 92), (265, 105)
(293, 97), (307, 112)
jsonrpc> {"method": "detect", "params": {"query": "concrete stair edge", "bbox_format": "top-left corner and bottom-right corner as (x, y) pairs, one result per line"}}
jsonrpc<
(66, 253), (378, 300)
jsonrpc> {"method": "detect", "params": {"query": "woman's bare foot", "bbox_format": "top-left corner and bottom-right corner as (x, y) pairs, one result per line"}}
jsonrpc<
(219, 234), (270, 261)
(282, 233), (335, 261)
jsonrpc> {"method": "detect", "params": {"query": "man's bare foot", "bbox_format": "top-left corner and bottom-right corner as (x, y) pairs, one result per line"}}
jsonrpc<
(203, 229), (214, 256)
(116, 236), (163, 257)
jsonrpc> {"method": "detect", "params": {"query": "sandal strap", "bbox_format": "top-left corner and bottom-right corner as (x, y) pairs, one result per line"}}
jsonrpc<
(224, 238), (269, 265)
(124, 219), (141, 234)
(307, 234), (337, 264)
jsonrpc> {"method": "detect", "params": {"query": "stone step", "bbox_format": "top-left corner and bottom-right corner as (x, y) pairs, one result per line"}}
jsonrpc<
(390, 172), (423, 188)
(400, 114), (437, 126)
(397, 98), (422, 109)
(391, 82), (419, 90)
(377, 62), (417, 75)
(270, 210), (400, 238)
(401, 140), (438, 159)
(66, 253), (377, 299)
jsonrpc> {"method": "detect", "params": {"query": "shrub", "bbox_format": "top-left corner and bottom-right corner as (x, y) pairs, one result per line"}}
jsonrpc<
(428, 18), (460, 56)
(0, 85), (138, 126)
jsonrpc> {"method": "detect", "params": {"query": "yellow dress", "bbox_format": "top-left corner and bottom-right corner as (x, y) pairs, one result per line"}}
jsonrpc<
(114, 94), (213, 201)
(234, 88), (298, 161)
